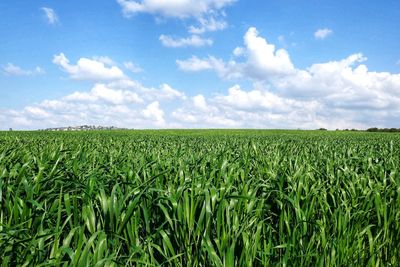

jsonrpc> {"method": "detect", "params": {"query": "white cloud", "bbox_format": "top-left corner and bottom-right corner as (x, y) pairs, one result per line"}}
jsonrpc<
(24, 106), (51, 118)
(116, 0), (234, 50)
(142, 101), (165, 126)
(192, 94), (210, 112)
(188, 17), (227, 34)
(2, 29), (400, 130)
(2, 74), (400, 130)
(314, 28), (333, 40)
(2, 63), (45, 76)
(176, 56), (214, 71)
(168, 84), (322, 129)
(159, 84), (187, 100)
(171, 95), (237, 127)
(214, 85), (306, 112)
(0, 79), (176, 129)
(41, 7), (59, 25)
(92, 56), (115, 65)
(0, 56), (190, 130)
(116, 0), (235, 19)
(270, 53), (400, 113)
(242, 27), (295, 77)
(173, 27), (400, 128)
(177, 55), (241, 79)
(169, 83), (392, 129)
(106, 79), (186, 101)
(177, 28), (295, 80)
(64, 83), (143, 105)
(124, 62), (143, 73)
(53, 53), (126, 81)
(159, 34), (213, 48)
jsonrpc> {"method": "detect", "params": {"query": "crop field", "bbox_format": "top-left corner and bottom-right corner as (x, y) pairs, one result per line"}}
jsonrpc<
(0, 130), (399, 266)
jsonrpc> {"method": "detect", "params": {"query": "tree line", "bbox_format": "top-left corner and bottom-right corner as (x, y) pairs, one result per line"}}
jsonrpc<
(316, 128), (400, 132)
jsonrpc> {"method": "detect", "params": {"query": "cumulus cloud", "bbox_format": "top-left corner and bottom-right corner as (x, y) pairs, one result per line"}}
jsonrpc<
(159, 34), (213, 48)
(171, 94), (237, 127)
(214, 85), (306, 112)
(0, 78), (187, 129)
(168, 84), (321, 129)
(116, 0), (235, 19)
(2, 75), (400, 130)
(158, 84), (187, 100)
(117, 1), (235, 49)
(177, 28), (295, 80)
(169, 83), (395, 130)
(242, 27), (295, 77)
(2, 63), (45, 76)
(174, 27), (400, 128)
(0, 54), (190, 130)
(41, 7), (59, 25)
(192, 95), (211, 112)
(2, 28), (400, 130)
(270, 53), (400, 114)
(106, 79), (187, 101)
(64, 83), (143, 105)
(142, 101), (165, 126)
(314, 28), (333, 40)
(53, 53), (126, 81)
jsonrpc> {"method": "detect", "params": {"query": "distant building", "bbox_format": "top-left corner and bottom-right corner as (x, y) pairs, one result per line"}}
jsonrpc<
(41, 125), (124, 131)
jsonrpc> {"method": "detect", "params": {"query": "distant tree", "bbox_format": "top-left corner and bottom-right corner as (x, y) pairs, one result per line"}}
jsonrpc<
(318, 128), (327, 131)
(367, 127), (379, 132)
(366, 127), (400, 133)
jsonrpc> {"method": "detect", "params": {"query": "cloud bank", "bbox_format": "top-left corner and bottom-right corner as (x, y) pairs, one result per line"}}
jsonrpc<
(2, 27), (400, 130)
(116, 0), (235, 18)
(116, 0), (235, 48)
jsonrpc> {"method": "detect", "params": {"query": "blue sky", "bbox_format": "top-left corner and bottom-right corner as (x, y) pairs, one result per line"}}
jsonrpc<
(1, 0), (400, 129)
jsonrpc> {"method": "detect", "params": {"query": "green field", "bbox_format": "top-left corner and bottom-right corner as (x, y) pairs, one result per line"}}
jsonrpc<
(0, 130), (399, 266)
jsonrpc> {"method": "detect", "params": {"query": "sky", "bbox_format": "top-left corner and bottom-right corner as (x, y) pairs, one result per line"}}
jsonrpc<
(1, 0), (400, 130)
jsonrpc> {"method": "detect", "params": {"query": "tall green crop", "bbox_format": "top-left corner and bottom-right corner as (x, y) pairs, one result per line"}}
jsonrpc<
(0, 130), (399, 266)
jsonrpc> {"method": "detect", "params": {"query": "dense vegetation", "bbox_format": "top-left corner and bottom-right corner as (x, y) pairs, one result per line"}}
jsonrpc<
(366, 128), (400, 133)
(0, 130), (399, 266)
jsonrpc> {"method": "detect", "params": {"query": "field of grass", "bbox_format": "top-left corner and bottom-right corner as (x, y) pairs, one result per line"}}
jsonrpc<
(0, 130), (399, 266)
